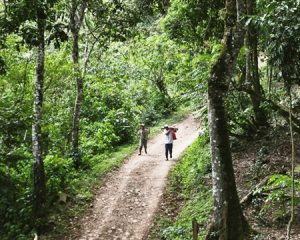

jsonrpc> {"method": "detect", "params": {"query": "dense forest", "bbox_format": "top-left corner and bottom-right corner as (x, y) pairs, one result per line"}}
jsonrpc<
(0, 0), (300, 239)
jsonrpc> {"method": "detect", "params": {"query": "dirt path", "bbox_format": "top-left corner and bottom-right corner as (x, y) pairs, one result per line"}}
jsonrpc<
(71, 115), (200, 240)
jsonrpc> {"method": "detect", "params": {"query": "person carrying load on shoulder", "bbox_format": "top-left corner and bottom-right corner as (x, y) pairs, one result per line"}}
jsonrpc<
(138, 123), (150, 155)
(162, 124), (178, 161)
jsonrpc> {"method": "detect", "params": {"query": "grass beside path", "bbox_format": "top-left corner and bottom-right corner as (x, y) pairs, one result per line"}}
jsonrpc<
(147, 133), (213, 240)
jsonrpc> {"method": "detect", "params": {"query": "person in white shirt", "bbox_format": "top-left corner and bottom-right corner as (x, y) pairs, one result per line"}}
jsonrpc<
(163, 125), (178, 161)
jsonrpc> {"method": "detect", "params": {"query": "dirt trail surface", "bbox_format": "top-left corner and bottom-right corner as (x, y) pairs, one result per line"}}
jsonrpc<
(71, 115), (200, 240)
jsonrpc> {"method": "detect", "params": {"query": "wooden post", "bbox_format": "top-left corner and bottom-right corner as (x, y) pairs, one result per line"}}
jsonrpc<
(192, 218), (199, 240)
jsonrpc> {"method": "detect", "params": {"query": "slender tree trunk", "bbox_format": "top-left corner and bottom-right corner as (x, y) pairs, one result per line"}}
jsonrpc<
(286, 91), (295, 240)
(245, 0), (267, 126)
(206, 0), (249, 239)
(70, 0), (86, 168)
(70, 27), (83, 167)
(32, 1), (46, 232)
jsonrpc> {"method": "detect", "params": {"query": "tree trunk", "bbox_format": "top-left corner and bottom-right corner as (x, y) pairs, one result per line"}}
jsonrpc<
(206, 0), (249, 239)
(70, 0), (87, 168)
(32, 2), (46, 232)
(70, 28), (83, 168)
(245, 0), (267, 126)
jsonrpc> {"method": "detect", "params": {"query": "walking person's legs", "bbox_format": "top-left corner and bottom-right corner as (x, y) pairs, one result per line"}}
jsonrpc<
(139, 139), (148, 155)
(138, 139), (143, 155)
(169, 143), (173, 158)
(144, 140), (147, 154)
(165, 144), (169, 160)
(165, 143), (172, 160)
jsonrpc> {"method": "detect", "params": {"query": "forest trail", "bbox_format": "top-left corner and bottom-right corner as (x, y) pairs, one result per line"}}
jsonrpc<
(70, 115), (200, 240)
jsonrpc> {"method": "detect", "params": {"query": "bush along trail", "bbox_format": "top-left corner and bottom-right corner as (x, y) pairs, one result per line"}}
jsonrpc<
(66, 115), (200, 240)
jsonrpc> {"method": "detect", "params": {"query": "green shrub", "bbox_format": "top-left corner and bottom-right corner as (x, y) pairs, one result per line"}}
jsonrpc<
(0, 161), (33, 239)
(44, 155), (76, 200)
(153, 132), (213, 240)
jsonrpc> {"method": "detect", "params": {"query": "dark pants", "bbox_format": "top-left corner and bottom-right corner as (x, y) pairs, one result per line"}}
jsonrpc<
(139, 139), (147, 154)
(165, 143), (173, 159)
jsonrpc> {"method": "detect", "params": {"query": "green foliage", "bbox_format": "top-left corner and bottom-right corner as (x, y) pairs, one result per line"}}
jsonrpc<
(43, 43), (74, 154)
(40, 144), (136, 239)
(0, 0), (67, 47)
(44, 155), (75, 199)
(259, 174), (300, 203)
(0, 25), (200, 238)
(254, 174), (300, 225)
(161, 191), (212, 240)
(4, 0), (300, 238)
(162, 0), (224, 46)
(81, 120), (120, 156)
(90, 34), (202, 120)
(170, 133), (210, 193)
(0, 161), (33, 239)
(258, 0), (300, 87)
(226, 91), (254, 135)
(0, 35), (34, 165)
(0, 0), (214, 238)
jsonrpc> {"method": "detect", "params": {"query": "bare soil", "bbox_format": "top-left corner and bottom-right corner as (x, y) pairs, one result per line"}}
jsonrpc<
(233, 132), (300, 240)
(67, 115), (200, 240)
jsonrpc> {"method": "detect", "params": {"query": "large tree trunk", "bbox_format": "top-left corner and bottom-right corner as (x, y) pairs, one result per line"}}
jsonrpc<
(32, 2), (46, 232)
(70, 0), (87, 168)
(206, 0), (249, 239)
(245, 0), (267, 126)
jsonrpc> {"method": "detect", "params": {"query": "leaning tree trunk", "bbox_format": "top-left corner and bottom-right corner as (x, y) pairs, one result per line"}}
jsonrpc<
(32, 2), (46, 232)
(206, 0), (249, 239)
(70, 0), (86, 168)
(245, 0), (267, 126)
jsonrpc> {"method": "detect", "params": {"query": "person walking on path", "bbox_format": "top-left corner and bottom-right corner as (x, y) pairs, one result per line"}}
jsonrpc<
(138, 124), (150, 155)
(163, 125), (178, 161)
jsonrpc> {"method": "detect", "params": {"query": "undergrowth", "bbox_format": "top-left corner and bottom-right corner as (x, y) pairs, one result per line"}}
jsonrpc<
(148, 131), (213, 240)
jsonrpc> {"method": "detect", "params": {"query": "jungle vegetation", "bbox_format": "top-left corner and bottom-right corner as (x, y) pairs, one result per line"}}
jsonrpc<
(0, 0), (299, 239)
